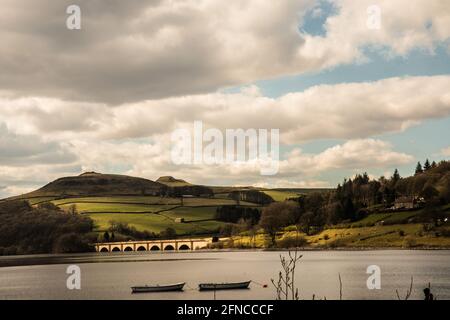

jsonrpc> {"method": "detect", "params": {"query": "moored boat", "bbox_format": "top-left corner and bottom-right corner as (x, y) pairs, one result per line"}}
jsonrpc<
(198, 281), (251, 291)
(131, 282), (185, 293)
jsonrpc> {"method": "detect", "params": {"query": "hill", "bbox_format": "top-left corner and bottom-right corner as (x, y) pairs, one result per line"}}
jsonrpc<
(156, 176), (191, 187)
(12, 172), (167, 200)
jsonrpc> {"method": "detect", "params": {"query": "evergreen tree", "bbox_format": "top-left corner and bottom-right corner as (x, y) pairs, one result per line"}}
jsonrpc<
(392, 169), (400, 182)
(431, 161), (437, 168)
(415, 162), (423, 175)
(362, 172), (370, 184)
(424, 159), (431, 171)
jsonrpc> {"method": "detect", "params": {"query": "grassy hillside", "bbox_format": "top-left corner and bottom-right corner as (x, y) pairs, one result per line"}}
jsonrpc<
(230, 223), (450, 249)
(156, 176), (192, 187)
(44, 195), (260, 234)
(45, 196), (252, 235)
(46, 196), (259, 235)
(260, 188), (333, 201)
(10, 172), (166, 199)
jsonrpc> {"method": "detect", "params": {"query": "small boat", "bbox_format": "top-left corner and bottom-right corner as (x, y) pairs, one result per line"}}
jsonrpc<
(198, 281), (251, 291)
(131, 282), (185, 293)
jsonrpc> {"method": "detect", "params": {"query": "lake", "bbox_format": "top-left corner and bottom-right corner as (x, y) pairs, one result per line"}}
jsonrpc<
(1, 250), (449, 300)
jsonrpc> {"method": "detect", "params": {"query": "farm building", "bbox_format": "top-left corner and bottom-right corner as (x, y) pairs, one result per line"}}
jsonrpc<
(393, 196), (421, 210)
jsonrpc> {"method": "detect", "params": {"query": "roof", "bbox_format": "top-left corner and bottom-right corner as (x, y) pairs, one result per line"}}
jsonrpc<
(395, 196), (415, 203)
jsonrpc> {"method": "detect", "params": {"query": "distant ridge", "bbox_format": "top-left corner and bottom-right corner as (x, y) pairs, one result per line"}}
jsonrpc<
(156, 176), (192, 187)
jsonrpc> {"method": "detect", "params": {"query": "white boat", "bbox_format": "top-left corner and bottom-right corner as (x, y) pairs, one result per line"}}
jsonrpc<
(198, 281), (251, 291)
(131, 282), (185, 293)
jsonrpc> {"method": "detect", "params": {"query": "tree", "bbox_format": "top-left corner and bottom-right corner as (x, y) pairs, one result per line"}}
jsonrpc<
(424, 159), (431, 171)
(160, 227), (176, 239)
(259, 202), (291, 246)
(415, 162), (423, 175)
(67, 204), (78, 215)
(392, 169), (400, 183)
(0, 200), (95, 255)
(103, 231), (110, 242)
(54, 233), (92, 253)
(342, 197), (356, 221)
(431, 161), (437, 169)
(420, 185), (439, 202)
(298, 212), (315, 235)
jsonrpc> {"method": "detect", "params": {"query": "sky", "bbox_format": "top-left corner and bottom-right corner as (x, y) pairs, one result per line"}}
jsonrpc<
(1, 0), (450, 198)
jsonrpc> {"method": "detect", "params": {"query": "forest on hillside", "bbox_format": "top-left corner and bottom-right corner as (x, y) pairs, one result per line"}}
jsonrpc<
(0, 201), (96, 255)
(223, 160), (450, 245)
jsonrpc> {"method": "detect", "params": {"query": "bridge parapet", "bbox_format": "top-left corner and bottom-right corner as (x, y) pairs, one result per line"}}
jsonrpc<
(95, 238), (213, 253)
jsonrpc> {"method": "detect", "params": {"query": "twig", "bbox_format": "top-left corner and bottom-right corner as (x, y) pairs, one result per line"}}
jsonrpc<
(271, 249), (302, 300)
(396, 276), (413, 300)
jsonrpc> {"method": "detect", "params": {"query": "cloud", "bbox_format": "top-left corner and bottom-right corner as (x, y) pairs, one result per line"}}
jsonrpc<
(279, 139), (413, 176)
(0, 163), (82, 198)
(0, 123), (78, 166)
(1, 75), (449, 143)
(57, 137), (412, 188)
(0, 74), (444, 196)
(0, 0), (315, 103)
(0, 0), (449, 103)
(442, 147), (450, 157)
(299, 0), (450, 69)
(0, 185), (34, 199)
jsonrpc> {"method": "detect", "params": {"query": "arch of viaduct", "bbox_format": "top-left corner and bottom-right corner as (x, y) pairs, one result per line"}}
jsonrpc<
(95, 238), (212, 252)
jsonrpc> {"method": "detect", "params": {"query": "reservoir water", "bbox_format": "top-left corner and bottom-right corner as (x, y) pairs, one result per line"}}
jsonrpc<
(1, 250), (449, 300)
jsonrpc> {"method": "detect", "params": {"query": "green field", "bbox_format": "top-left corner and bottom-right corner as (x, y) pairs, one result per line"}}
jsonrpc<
(45, 196), (242, 235)
(58, 202), (176, 213)
(350, 210), (427, 227)
(87, 212), (224, 234)
(27, 197), (60, 205)
(261, 190), (300, 201)
(260, 188), (333, 201)
(53, 196), (180, 206)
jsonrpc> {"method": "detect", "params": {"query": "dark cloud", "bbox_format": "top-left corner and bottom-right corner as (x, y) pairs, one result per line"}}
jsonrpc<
(0, 0), (313, 104)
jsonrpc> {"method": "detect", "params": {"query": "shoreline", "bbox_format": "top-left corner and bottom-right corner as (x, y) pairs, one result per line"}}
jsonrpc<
(2, 245), (450, 258)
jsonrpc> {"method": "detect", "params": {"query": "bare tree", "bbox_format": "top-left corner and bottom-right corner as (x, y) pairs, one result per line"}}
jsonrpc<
(396, 276), (413, 300)
(271, 249), (302, 300)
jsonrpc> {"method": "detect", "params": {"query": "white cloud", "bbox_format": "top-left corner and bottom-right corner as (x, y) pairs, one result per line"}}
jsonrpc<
(279, 139), (413, 176)
(1, 74), (446, 196)
(299, 0), (450, 70)
(1, 75), (449, 143)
